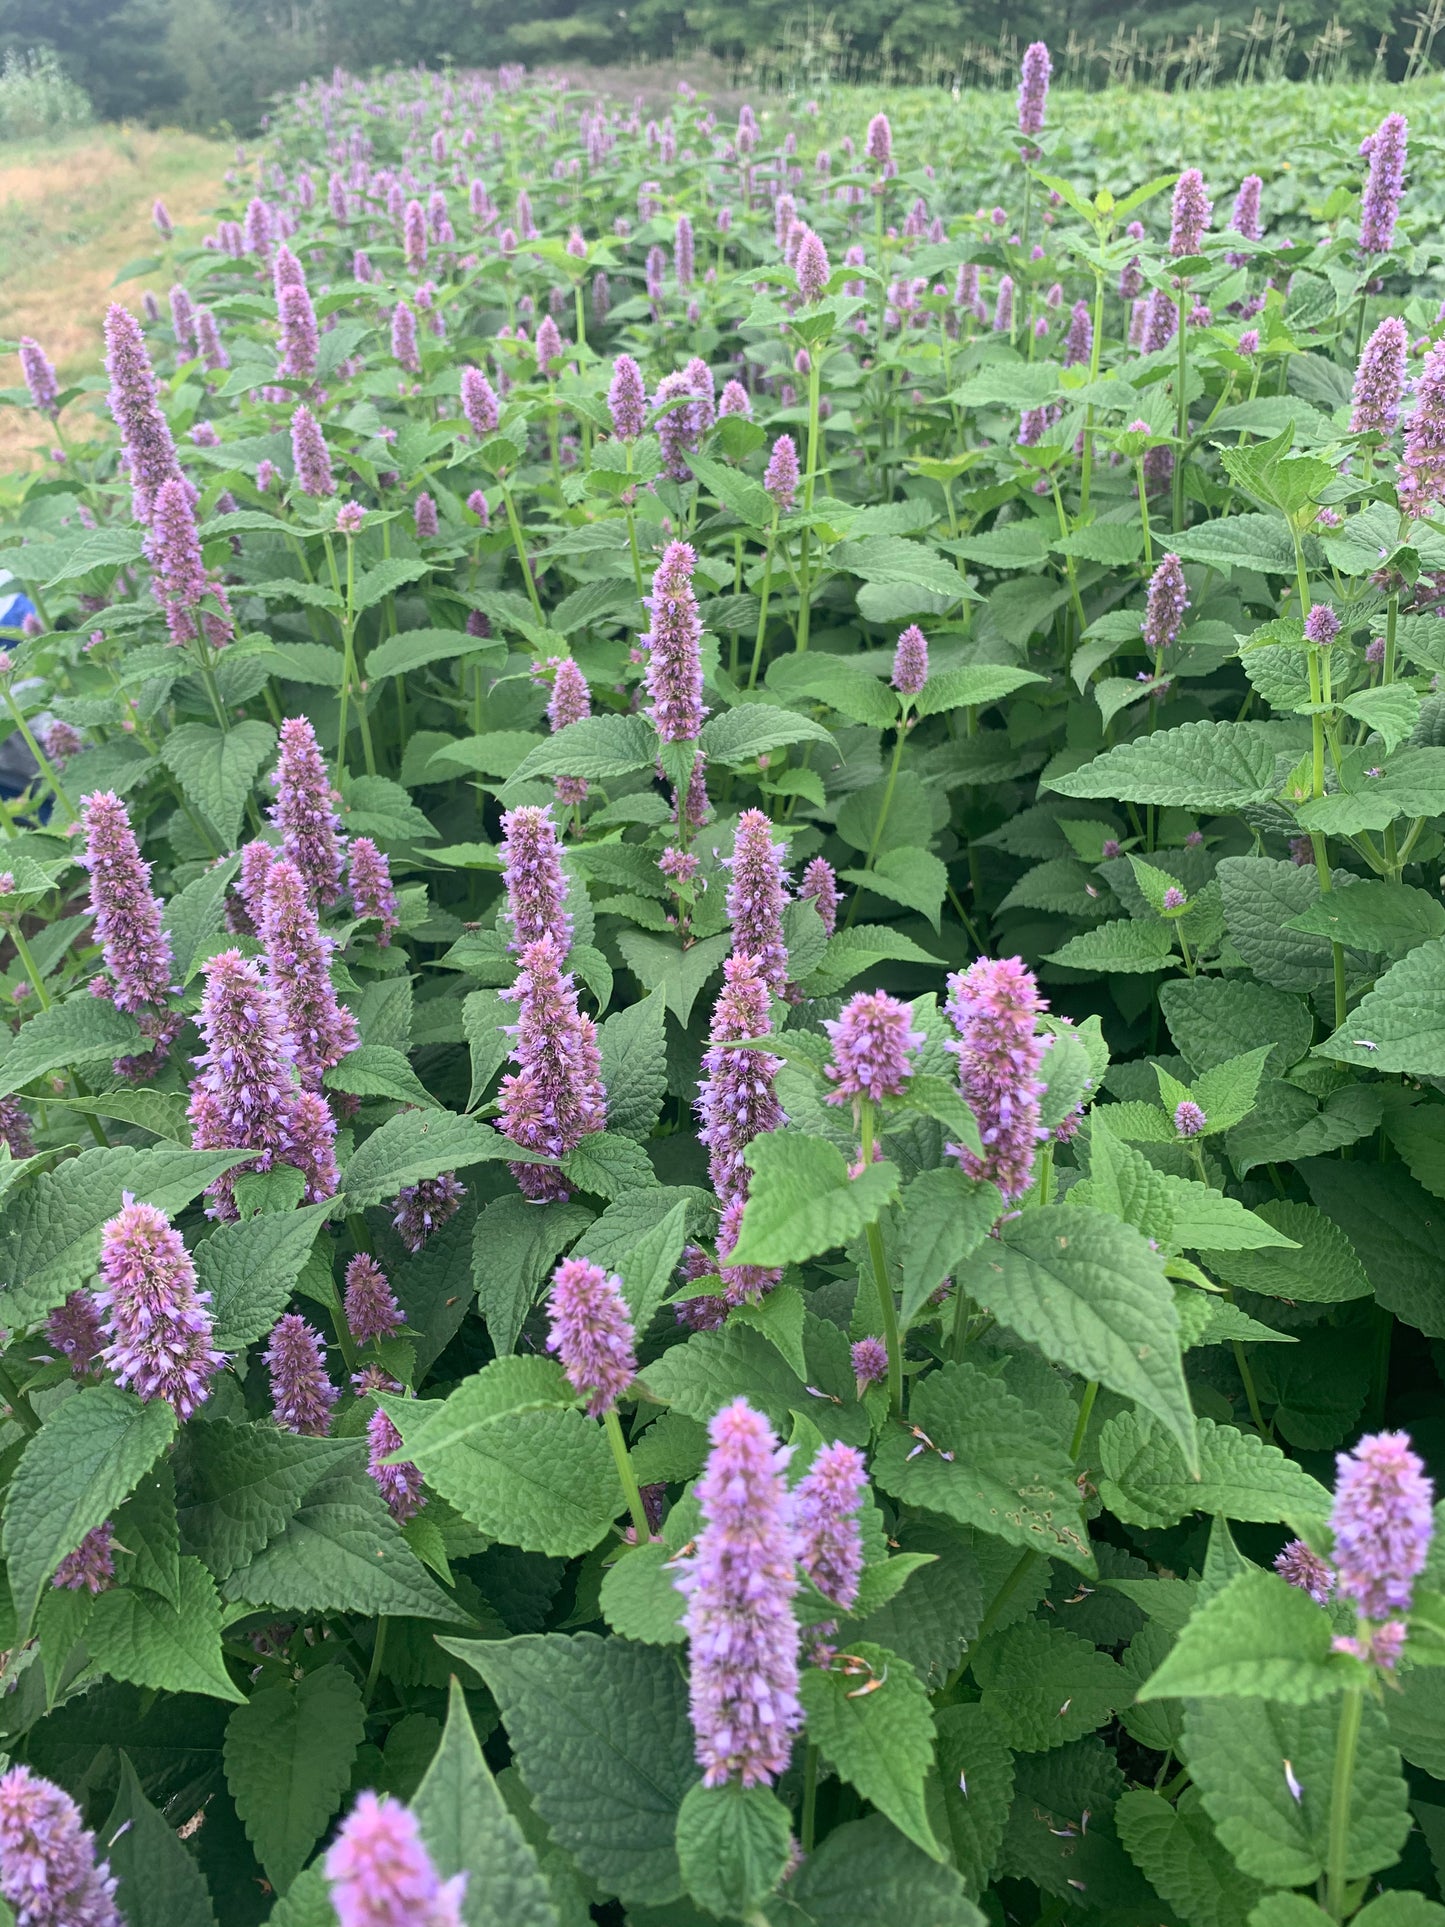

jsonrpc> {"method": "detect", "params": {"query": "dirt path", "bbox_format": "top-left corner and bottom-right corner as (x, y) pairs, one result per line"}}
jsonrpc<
(1, 125), (231, 465)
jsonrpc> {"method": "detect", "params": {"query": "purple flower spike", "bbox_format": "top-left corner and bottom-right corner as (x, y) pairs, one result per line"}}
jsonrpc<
(1351, 316), (1408, 437)
(348, 838), (399, 943)
(104, 302), (181, 522)
(81, 790), (174, 1021)
(150, 475), (233, 649)
(403, 198), (428, 272)
(499, 934), (607, 1202)
(1017, 40), (1051, 139)
(19, 337), (59, 416)
(719, 379), (751, 418)
(196, 307), (228, 372)
(546, 1256), (637, 1415)
(1398, 336), (1445, 518)
(1360, 112), (1407, 255)
(461, 365), (500, 438)
(367, 1408), (425, 1523)
(277, 279), (319, 380)
(271, 716), (344, 905)
(1229, 173), (1263, 261)
(547, 657), (592, 806)
(52, 1522), (115, 1595)
(945, 955), (1049, 1202)
(1169, 168), (1212, 257)
(290, 403), (335, 498)
(725, 811), (789, 997)
(344, 1253), (403, 1345)
(676, 1398), (802, 1789)
(654, 368), (707, 481)
(391, 300), (420, 374)
(865, 112), (892, 167)
(235, 839), (276, 935)
(763, 434), (799, 514)
(392, 1174), (466, 1254)
(891, 623), (929, 695)
(852, 1334), (889, 1396)
(535, 313), (564, 375)
(414, 492), (438, 539)
(608, 354), (647, 440)
(284, 1089), (339, 1209)
(188, 948), (301, 1218)
(1275, 1538), (1335, 1606)
(500, 804), (571, 952)
(717, 1192), (780, 1308)
(0, 1763), (122, 1927)
(643, 540), (707, 743)
(824, 990), (925, 1106)
(1143, 553), (1189, 654)
(993, 275), (1014, 333)
(697, 953), (785, 1207)
(1331, 1430), (1435, 1619)
(795, 1441), (867, 1611)
(258, 857), (358, 1089)
(266, 1312), (338, 1436)
(1064, 299), (1093, 368)
(1174, 1099), (1207, 1137)
(47, 1290), (103, 1377)
(0, 1095), (34, 1160)
(98, 1196), (225, 1419)
(325, 1791), (465, 1927)
(799, 856), (840, 936)
(1305, 604), (1341, 648)
(795, 226), (830, 303)
(675, 212), (695, 289)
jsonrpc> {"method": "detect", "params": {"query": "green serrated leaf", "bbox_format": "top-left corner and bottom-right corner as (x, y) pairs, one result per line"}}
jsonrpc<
(3, 1385), (176, 1632)
(800, 1641), (943, 1859)
(224, 1666), (366, 1891)
(1098, 1409), (1331, 1532)
(728, 1131), (900, 1268)
(386, 1358), (623, 1556)
(446, 1632), (698, 1906)
(413, 1677), (560, 1927)
(88, 1557), (244, 1702)
(162, 720), (276, 845)
(985, 1204), (1197, 1470)
(872, 1362), (1094, 1572)
(198, 1200), (333, 1350)
(1139, 1569), (1340, 1704)
(974, 1620), (1126, 1751)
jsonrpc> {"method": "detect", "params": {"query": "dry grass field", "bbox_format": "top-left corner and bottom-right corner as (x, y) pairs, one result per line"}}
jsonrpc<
(0, 125), (231, 464)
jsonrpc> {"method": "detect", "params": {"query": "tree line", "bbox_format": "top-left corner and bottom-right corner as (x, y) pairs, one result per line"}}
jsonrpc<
(0, 0), (1425, 133)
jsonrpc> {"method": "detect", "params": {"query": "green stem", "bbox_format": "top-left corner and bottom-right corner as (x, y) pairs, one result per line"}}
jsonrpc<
(8, 922), (52, 1011)
(860, 1100), (903, 1416)
(748, 517), (779, 690)
(604, 1405), (653, 1544)
(0, 1361), (40, 1434)
(1135, 456), (1155, 570)
(364, 1617), (389, 1706)
(501, 483), (545, 621)
(856, 706), (909, 880)
(1233, 1338), (1270, 1436)
(801, 1743), (819, 1853)
(1304, 641), (1348, 1032)
(1172, 282), (1189, 534)
(1326, 1684), (1365, 1922)
(1069, 1382), (1099, 1464)
(1, 686), (75, 819)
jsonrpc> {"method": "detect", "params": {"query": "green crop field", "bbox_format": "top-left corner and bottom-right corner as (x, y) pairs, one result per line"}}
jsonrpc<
(1, 55), (1445, 1927)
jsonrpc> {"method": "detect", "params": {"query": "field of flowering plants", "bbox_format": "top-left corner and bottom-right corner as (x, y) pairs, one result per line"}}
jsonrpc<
(3, 46), (1445, 1927)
